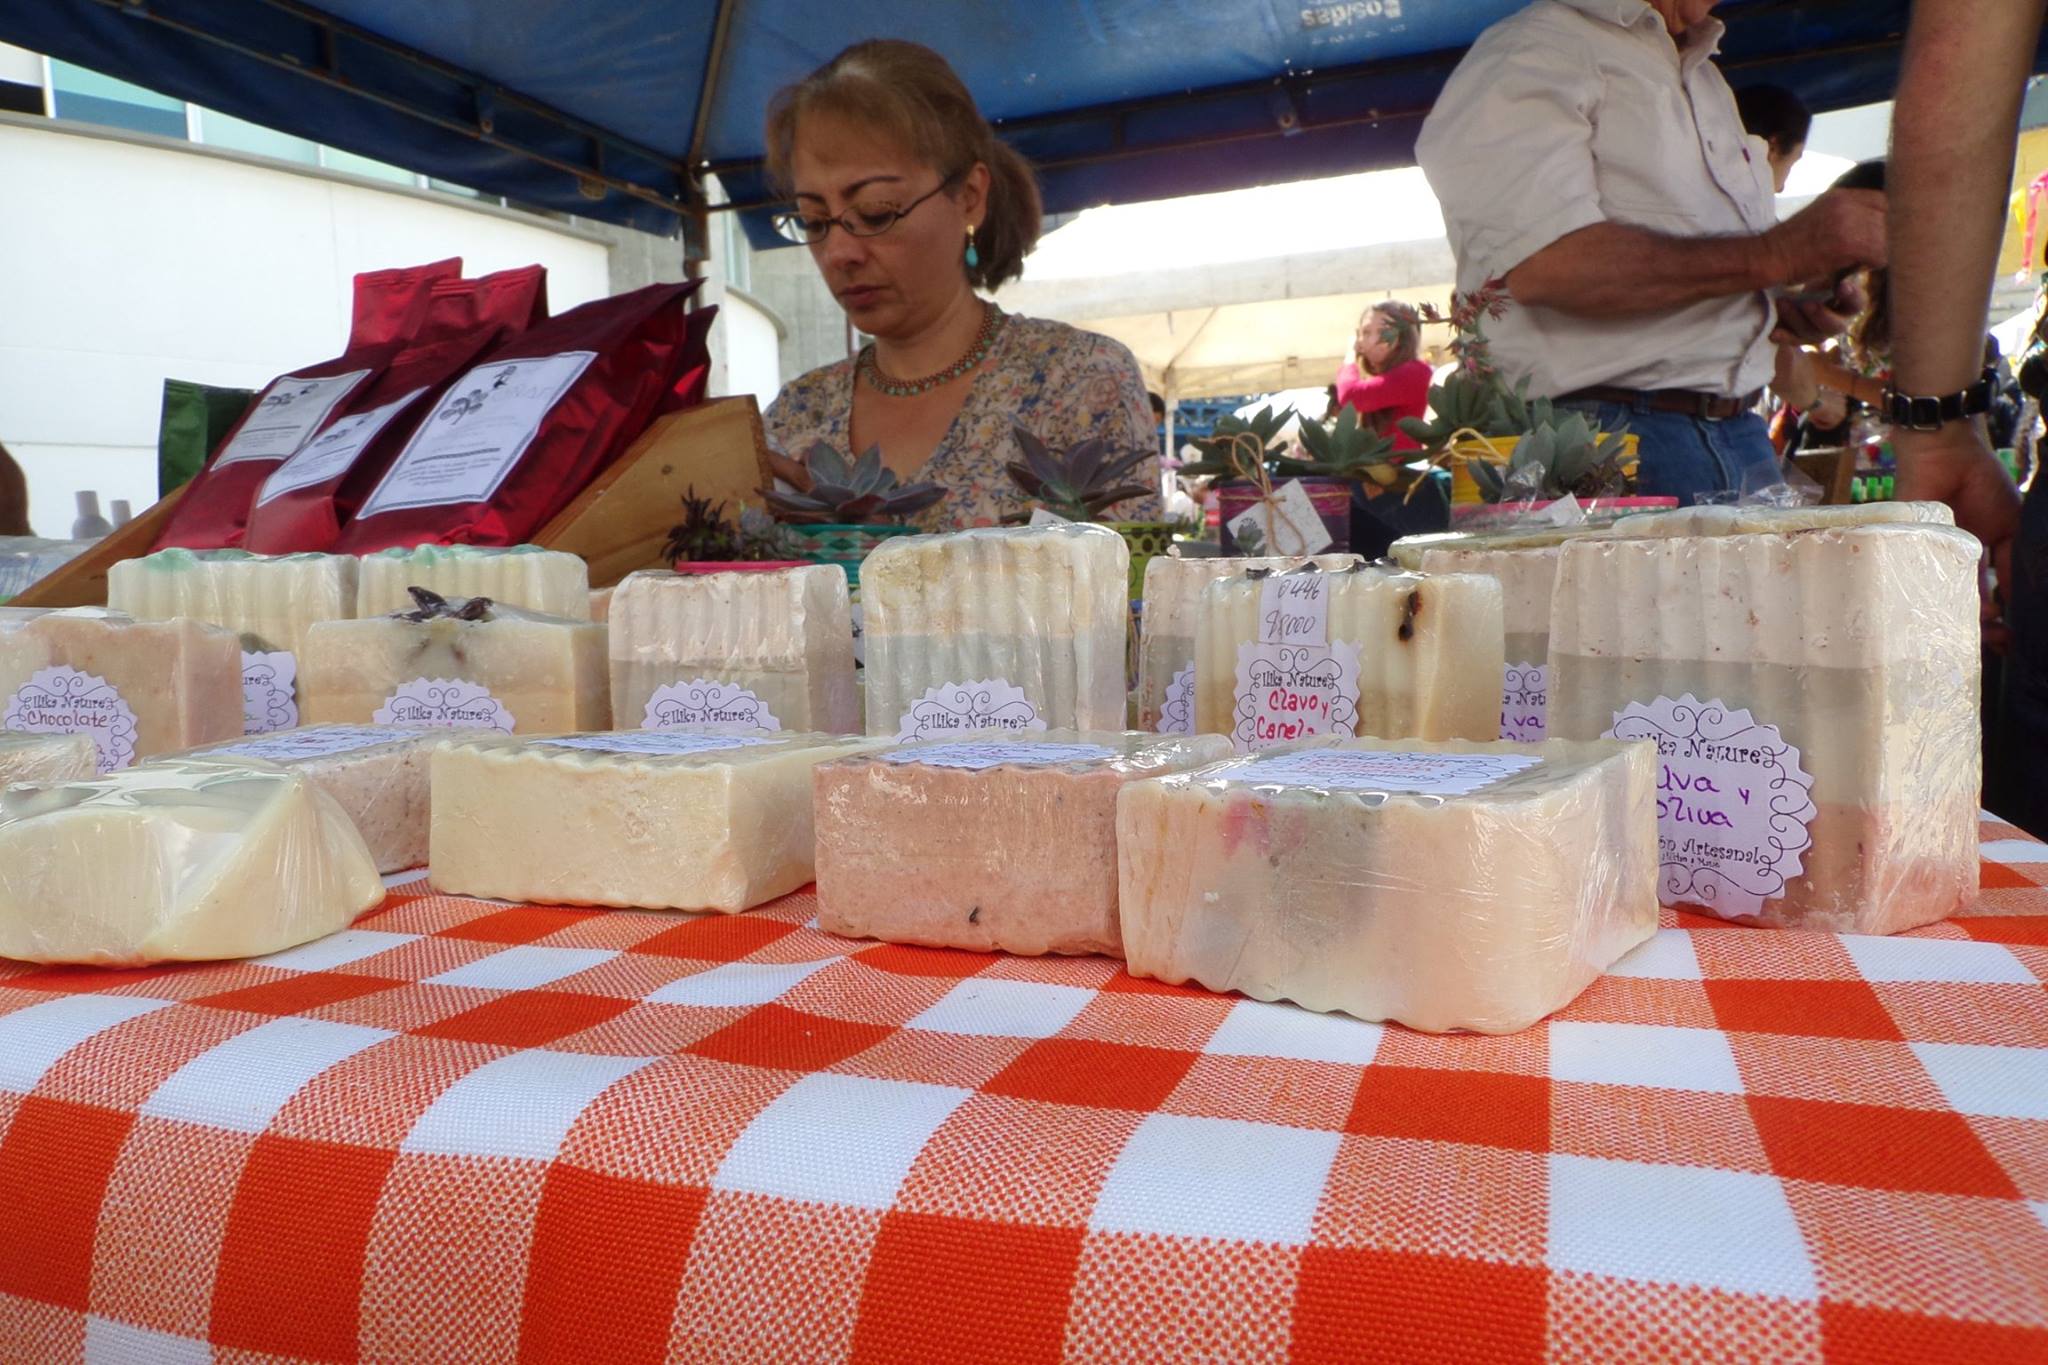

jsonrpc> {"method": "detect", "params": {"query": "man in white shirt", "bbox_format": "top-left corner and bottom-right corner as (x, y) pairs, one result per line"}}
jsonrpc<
(1416, 0), (1885, 503)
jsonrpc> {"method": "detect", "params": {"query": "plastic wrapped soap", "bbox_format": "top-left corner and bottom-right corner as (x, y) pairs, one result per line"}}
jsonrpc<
(355, 543), (590, 619)
(814, 730), (1234, 956)
(860, 523), (1128, 739)
(1606, 501), (1954, 539)
(1388, 523), (1616, 572)
(299, 591), (608, 734)
(1419, 545), (1559, 742)
(430, 730), (888, 911)
(1194, 563), (1504, 751)
(0, 759), (384, 964)
(171, 725), (447, 873)
(0, 608), (243, 771)
(1138, 554), (1360, 733)
(108, 548), (359, 733)
(1549, 524), (1980, 934)
(610, 567), (858, 734)
(0, 732), (97, 787)
(1118, 736), (1658, 1033)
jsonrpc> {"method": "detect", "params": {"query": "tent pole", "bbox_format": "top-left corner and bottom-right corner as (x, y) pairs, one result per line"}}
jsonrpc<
(1161, 381), (1177, 501)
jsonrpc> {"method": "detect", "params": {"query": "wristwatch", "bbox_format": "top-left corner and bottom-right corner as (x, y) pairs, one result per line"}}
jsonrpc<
(1883, 367), (1997, 431)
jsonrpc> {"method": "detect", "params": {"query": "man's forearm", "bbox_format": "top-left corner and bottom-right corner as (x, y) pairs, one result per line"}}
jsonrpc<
(1506, 223), (1775, 317)
(1890, 0), (2045, 394)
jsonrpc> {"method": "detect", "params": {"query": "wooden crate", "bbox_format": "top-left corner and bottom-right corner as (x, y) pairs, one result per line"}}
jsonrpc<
(9, 395), (773, 605)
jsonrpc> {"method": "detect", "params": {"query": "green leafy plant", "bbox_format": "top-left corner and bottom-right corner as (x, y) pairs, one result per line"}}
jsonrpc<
(762, 442), (947, 525)
(664, 486), (804, 562)
(1004, 426), (1153, 522)
(1285, 407), (1403, 487)
(1173, 405), (1297, 482)
(1470, 410), (1634, 502)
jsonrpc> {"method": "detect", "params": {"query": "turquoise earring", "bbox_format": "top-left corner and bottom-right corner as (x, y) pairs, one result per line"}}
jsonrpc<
(965, 225), (980, 270)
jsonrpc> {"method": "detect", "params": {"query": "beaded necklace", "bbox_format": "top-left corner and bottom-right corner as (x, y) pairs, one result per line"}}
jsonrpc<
(858, 303), (1006, 397)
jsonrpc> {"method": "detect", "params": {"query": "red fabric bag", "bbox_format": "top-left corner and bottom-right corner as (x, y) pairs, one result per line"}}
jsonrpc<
(335, 280), (712, 552)
(351, 258), (461, 348)
(242, 267), (551, 553)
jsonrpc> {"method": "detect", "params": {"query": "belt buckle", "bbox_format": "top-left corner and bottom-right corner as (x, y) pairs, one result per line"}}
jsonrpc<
(1694, 392), (1718, 421)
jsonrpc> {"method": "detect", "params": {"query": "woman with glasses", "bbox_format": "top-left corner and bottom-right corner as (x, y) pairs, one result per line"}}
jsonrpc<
(762, 40), (1159, 528)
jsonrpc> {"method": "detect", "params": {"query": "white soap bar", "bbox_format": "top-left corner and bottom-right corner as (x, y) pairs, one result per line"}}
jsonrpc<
(0, 609), (243, 770)
(173, 725), (445, 873)
(861, 524), (1129, 738)
(0, 759), (383, 964)
(610, 567), (858, 734)
(1138, 554), (1360, 732)
(814, 730), (1234, 956)
(1549, 524), (1981, 933)
(1117, 737), (1658, 1033)
(1420, 545), (1559, 743)
(355, 544), (591, 619)
(1607, 501), (1954, 539)
(0, 732), (96, 787)
(108, 549), (358, 656)
(1194, 564), (1504, 749)
(299, 598), (608, 734)
(430, 730), (888, 911)
(1389, 523), (1615, 572)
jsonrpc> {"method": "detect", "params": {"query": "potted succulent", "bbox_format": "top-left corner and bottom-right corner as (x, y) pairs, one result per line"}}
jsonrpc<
(1175, 405), (1357, 555)
(662, 487), (808, 573)
(1452, 405), (1674, 529)
(1003, 426), (1176, 597)
(762, 442), (947, 587)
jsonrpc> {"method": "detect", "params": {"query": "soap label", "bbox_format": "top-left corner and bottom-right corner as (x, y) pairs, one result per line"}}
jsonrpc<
(1232, 748), (1541, 795)
(1605, 693), (1816, 920)
(1232, 573), (1360, 752)
(213, 370), (371, 466)
(1500, 662), (1548, 743)
(542, 732), (781, 756)
(257, 386), (428, 504)
(895, 678), (1044, 742)
(356, 351), (596, 517)
(642, 680), (782, 732)
(241, 651), (298, 735)
(1226, 479), (1332, 555)
(208, 725), (410, 761)
(882, 741), (1116, 770)
(373, 679), (515, 732)
(1156, 663), (1195, 734)
(1027, 507), (1071, 526)
(4, 666), (139, 772)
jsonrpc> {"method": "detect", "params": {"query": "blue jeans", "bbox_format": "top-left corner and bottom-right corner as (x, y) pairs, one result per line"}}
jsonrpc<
(1990, 473), (2048, 836)
(1558, 400), (1780, 506)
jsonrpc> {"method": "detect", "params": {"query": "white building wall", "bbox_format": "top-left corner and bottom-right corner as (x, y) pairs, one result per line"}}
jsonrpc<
(720, 289), (785, 407)
(0, 114), (612, 536)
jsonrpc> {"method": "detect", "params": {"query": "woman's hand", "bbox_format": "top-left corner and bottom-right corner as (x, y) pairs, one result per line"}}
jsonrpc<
(764, 447), (813, 492)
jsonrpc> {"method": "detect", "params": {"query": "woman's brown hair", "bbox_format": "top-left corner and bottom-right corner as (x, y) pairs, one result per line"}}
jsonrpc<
(765, 40), (1043, 291)
(1363, 301), (1422, 373)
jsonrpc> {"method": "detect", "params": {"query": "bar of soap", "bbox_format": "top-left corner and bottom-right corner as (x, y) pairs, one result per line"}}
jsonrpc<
(1139, 554), (1360, 733)
(815, 730), (1234, 956)
(1419, 545), (1558, 743)
(108, 548), (358, 733)
(0, 609), (243, 771)
(172, 725), (445, 873)
(1117, 737), (1658, 1033)
(1607, 501), (1954, 539)
(1194, 564), (1504, 750)
(0, 732), (96, 787)
(610, 567), (857, 734)
(1549, 525), (1981, 933)
(1389, 523), (1615, 571)
(861, 524), (1129, 738)
(299, 597), (608, 734)
(0, 760), (384, 964)
(430, 730), (887, 911)
(355, 544), (591, 619)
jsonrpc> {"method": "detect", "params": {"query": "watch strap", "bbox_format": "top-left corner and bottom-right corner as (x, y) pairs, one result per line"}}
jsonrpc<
(1884, 367), (1996, 431)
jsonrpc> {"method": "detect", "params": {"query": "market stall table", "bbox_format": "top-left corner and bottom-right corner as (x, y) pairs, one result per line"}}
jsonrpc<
(2, 816), (2046, 1364)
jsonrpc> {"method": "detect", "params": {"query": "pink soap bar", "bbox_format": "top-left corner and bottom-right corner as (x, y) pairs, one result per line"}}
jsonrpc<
(814, 731), (1232, 957)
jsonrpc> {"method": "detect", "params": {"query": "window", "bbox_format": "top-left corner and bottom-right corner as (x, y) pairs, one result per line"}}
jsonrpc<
(48, 61), (184, 140)
(720, 208), (753, 293)
(320, 146), (422, 187)
(194, 107), (318, 166)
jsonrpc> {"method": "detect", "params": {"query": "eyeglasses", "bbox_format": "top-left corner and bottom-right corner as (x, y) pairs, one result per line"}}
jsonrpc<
(771, 171), (963, 246)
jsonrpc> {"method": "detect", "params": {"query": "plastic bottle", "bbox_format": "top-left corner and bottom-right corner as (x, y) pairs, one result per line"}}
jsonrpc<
(71, 491), (113, 539)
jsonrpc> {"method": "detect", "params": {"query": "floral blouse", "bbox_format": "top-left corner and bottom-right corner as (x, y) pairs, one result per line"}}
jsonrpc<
(764, 312), (1161, 530)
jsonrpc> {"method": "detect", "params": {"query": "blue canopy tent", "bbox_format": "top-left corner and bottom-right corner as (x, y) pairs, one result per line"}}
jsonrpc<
(5, 0), (2041, 251)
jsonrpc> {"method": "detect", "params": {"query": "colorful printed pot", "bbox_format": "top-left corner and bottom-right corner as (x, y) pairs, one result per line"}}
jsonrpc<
(789, 523), (916, 588)
(1106, 520), (1180, 601)
(1216, 477), (1353, 556)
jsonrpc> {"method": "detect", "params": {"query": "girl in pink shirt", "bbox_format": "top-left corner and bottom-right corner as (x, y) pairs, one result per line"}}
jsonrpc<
(1334, 302), (1433, 451)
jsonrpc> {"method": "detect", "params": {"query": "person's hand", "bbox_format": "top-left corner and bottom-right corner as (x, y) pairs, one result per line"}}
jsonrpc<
(763, 447), (812, 492)
(1771, 274), (1870, 346)
(1764, 189), (1887, 287)
(1893, 423), (2022, 649)
(1810, 387), (1849, 429)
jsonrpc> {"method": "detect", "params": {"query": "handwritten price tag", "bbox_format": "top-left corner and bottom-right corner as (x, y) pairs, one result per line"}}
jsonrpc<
(1231, 572), (1359, 752)
(1500, 661), (1548, 742)
(1606, 693), (1816, 920)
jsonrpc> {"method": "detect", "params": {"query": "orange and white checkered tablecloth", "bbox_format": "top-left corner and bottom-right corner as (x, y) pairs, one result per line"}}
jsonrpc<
(3, 815), (2046, 1364)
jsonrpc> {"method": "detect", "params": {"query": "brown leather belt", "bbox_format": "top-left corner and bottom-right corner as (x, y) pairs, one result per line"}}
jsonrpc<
(1555, 385), (1763, 420)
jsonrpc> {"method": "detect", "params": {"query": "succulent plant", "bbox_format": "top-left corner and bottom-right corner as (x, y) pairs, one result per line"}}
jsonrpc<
(1470, 410), (1635, 503)
(1282, 408), (1403, 487)
(762, 443), (948, 525)
(663, 486), (802, 562)
(1174, 405), (1297, 482)
(1003, 426), (1153, 522)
